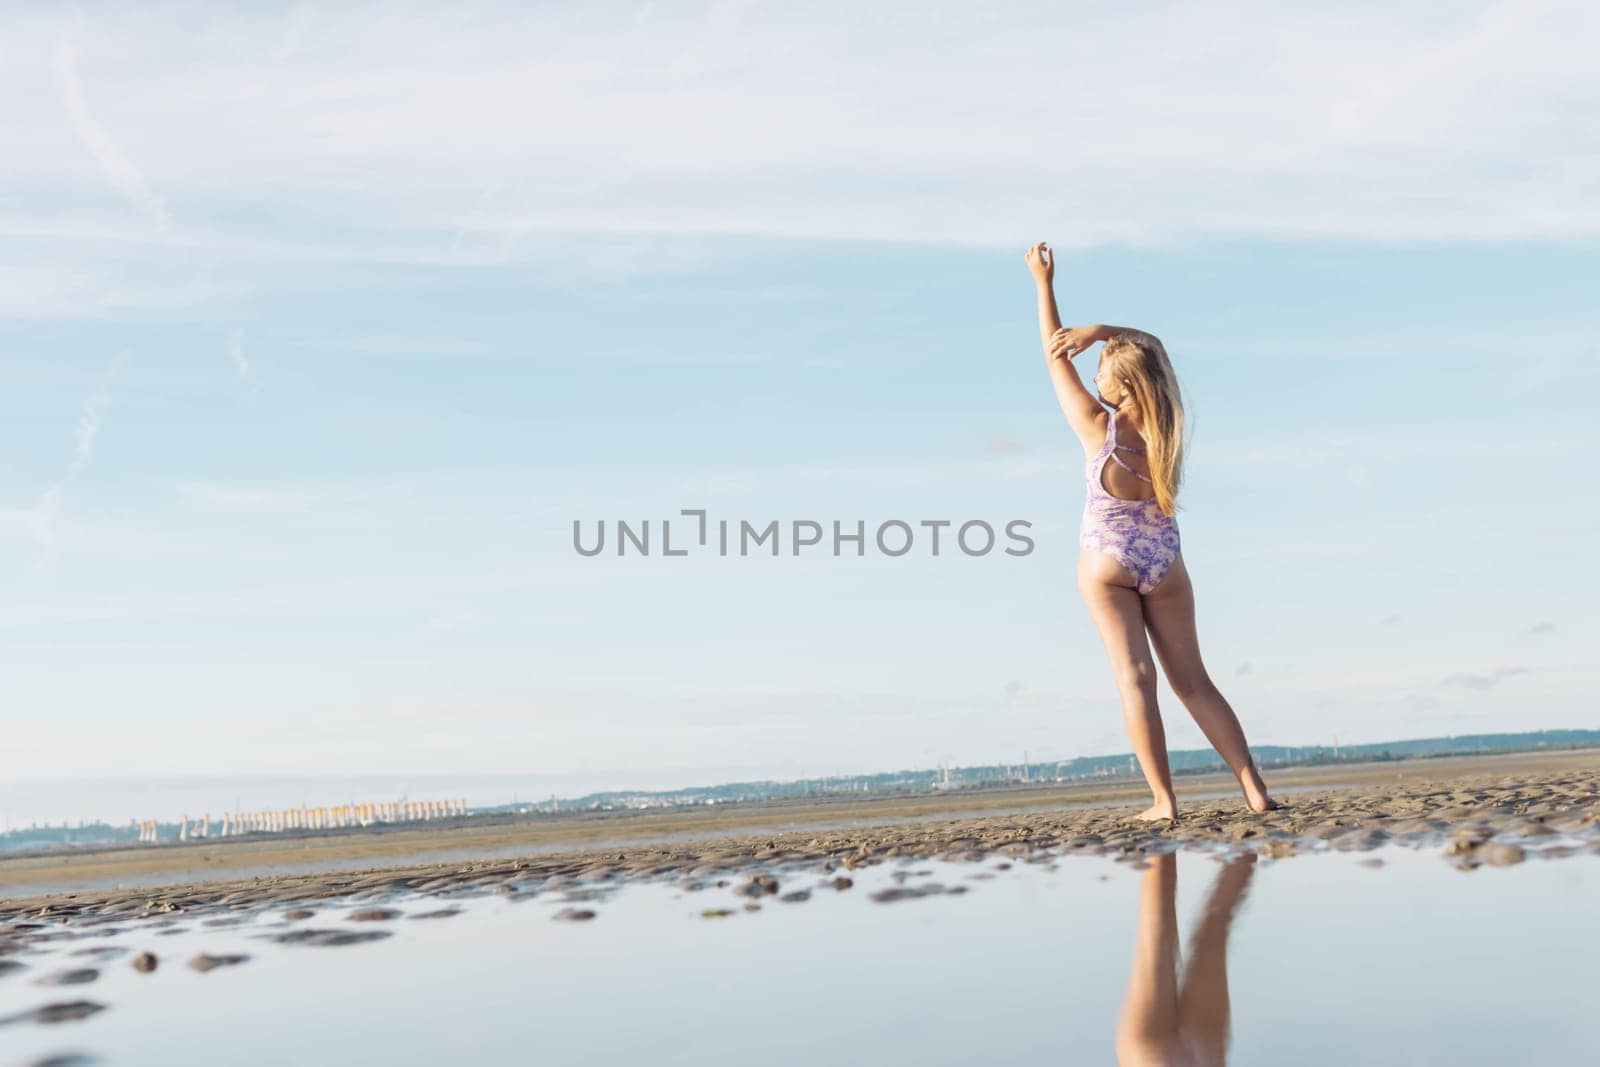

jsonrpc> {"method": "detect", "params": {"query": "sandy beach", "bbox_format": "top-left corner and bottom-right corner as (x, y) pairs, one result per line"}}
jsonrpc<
(3, 749), (1596, 924)
(4, 749), (1598, 1065)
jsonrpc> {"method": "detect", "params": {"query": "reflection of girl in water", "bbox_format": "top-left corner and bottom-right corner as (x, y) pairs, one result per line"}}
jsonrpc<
(1025, 242), (1276, 821)
(1117, 853), (1256, 1066)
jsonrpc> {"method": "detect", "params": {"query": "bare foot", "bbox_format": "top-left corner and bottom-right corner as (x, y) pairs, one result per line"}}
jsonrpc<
(1137, 802), (1178, 822)
(1244, 789), (1278, 813)
(1240, 761), (1277, 813)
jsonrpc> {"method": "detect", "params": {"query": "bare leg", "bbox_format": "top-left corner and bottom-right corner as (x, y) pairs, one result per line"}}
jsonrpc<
(1142, 556), (1275, 812)
(1115, 852), (1182, 1066)
(1079, 551), (1177, 820)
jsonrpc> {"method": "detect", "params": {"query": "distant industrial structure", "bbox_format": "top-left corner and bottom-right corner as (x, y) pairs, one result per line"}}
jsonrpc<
(4, 729), (1597, 854)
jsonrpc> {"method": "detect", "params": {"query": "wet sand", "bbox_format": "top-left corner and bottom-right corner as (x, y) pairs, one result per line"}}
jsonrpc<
(2, 749), (1596, 925)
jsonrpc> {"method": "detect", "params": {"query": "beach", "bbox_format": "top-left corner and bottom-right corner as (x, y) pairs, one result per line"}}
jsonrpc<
(2, 749), (1598, 1065)
(4, 749), (1598, 1065)
(3, 748), (1595, 919)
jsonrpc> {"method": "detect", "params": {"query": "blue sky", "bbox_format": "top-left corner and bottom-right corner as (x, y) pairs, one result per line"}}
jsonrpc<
(2, 2), (1597, 809)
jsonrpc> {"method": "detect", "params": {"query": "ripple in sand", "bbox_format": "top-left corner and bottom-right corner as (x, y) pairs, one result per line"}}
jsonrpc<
(34, 969), (99, 987)
(0, 1000), (107, 1026)
(66, 947), (126, 961)
(268, 929), (393, 947)
(188, 953), (250, 973)
(17, 1052), (101, 1067)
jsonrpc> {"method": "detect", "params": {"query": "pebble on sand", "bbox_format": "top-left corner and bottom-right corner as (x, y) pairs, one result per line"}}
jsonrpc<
(830, 876), (854, 891)
(552, 908), (596, 922)
(347, 908), (404, 922)
(281, 909), (316, 921)
(131, 952), (158, 973)
(700, 908), (736, 919)
(188, 953), (251, 973)
(734, 874), (780, 898)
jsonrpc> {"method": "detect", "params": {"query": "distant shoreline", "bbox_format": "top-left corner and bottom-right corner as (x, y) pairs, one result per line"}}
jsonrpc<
(6, 730), (1596, 851)
(4, 747), (1596, 901)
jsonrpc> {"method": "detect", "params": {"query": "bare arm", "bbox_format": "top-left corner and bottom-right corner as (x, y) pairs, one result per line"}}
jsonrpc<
(1024, 242), (1105, 450)
(1096, 323), (1162, 349)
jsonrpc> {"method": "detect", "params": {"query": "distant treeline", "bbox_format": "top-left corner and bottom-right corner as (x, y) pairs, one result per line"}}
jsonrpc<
(7, 729), (1597, 851)
(523, 728), (1600, 812)
(0, 822), (137, 851)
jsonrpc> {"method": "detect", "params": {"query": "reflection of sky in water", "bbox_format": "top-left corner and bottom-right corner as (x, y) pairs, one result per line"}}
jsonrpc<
(3, 851), (1595, 1065)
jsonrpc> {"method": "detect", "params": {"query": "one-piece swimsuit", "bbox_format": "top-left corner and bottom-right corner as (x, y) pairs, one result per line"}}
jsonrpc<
(1079, 410), (1180, 594)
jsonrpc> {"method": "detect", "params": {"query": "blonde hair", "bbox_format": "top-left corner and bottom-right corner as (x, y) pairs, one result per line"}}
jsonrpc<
(1103, 332), (1186, 516)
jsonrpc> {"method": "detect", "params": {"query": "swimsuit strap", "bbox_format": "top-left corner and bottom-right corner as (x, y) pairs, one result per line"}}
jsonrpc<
(1109, 450), (1154, 483)
(1108, 411), (1146, 454)
(1105, 412), (1153, 482)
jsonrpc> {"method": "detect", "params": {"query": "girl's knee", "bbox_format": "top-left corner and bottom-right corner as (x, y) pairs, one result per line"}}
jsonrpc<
(1168, 673), (1215, 703)
(1115, 658), (1159, 695)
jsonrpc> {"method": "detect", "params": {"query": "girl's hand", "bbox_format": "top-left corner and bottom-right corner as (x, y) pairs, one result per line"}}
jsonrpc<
(1047, 324), (1103, 361)
(1024, 241), (1054, 283)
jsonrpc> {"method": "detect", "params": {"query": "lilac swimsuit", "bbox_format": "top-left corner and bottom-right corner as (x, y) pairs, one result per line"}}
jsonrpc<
(1079, 411), (1180, 594)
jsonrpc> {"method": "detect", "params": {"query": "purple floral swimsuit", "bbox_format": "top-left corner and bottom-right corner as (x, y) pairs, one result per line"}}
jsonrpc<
(1079, 411), (1180, 594)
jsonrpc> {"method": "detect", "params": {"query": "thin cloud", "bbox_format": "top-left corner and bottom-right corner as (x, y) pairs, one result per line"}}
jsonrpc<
(227, 328), (250, 377)
(6, 4), (1599, 259)
(986, 438), (1032, 458)
(1524, 621), (1556, 636)
(1441, 665), (1530, 691)
(1235, 662), (1253, 677)
(30, 353), (127, 563)
(52, 34), (168, 229)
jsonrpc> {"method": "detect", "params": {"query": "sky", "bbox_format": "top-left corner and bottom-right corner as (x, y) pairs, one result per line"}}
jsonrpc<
(2, 2), (1598, 823)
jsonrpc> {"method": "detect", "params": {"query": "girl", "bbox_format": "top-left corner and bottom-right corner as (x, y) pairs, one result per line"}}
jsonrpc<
(1025, 241), (1275, 821)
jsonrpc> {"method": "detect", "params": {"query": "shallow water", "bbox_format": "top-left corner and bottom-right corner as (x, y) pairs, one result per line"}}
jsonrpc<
(2, 848), (1595, 1066)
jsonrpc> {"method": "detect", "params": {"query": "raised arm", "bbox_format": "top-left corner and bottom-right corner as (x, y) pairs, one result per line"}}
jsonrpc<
(1096, 323), (1162, 349)
(1025, 242), (1106, 451)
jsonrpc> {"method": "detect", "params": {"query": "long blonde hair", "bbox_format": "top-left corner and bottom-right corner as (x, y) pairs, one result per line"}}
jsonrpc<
(1103, 332), (1185, 516)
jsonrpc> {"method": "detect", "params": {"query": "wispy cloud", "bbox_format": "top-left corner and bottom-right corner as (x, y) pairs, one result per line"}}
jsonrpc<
(28, 352), (127, 563)
(52, 33), (167, 229)
(1441, 665), (1530, 691)
(1525, 621), (1556, 636)
(985, 437), (1032, 458)
(174, 480), (413, 515)
(4, 2), (1597, 263)
(227, 328), (250, 378)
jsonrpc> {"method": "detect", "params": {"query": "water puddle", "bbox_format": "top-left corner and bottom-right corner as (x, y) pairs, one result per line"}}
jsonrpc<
(1, 848), (1594, 1065)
